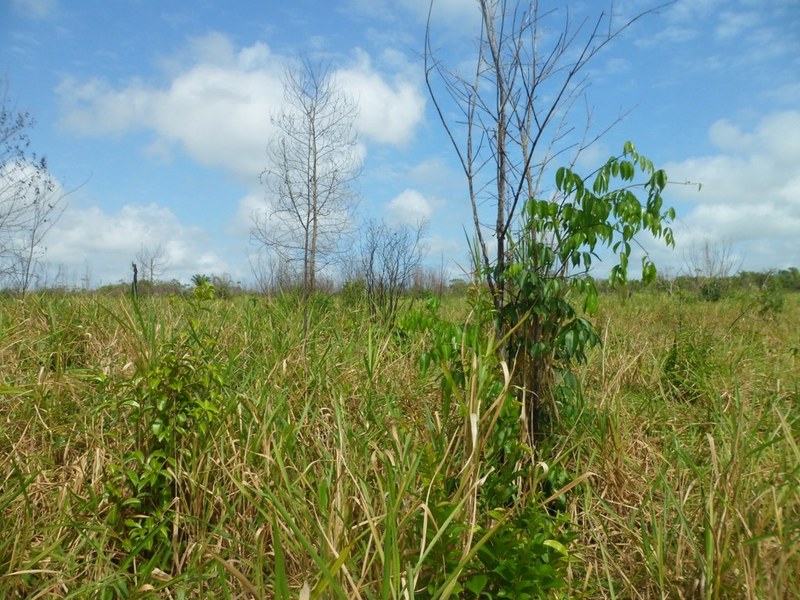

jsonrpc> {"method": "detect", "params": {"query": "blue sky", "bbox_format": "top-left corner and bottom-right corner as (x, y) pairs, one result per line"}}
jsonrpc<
(2, 0), (799, 287)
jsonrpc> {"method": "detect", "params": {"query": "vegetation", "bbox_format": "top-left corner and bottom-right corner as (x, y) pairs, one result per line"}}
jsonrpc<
(1, 3), (796, 597)
(425, 0), (677, 448)
(1, 285), (797, 598)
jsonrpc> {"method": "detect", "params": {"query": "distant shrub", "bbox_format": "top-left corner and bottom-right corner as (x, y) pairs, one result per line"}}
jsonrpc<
(755, 280), (785, 318)
(699, 279), (723, 302)
(339, 278), (366, 305)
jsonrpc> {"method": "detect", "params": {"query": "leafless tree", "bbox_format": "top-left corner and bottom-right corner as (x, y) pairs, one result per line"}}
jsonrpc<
(683, 238), (741, 281)
(136, 242), (169, 283)
(359, 219), (427, 324)
(424, 0), (662, 320)
(1, 83), (66, 294)
(249, 249), (299, 294)
(252, 60), (361, 300)
(681, 237), (742, 299)
(411, 263), (448, 298)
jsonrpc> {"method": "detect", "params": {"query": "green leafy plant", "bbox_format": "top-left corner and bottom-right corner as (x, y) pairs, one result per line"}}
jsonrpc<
(191, 278), (217, 301)
(106, 328), (227, 564)
(699, 279), (723, 302)
(500, 142), (675, 440)
(401, 290), (576, 598)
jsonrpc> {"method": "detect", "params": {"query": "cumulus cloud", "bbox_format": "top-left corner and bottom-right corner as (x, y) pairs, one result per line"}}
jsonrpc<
(57, 34), (426, 179)
(386, 189), (433, 226)
(335, 50), (425, 145)
(662, 110), (800, 270)
(229, 191), (265, 238)
(44, 202), (232, 285)
(57, 35), (283, 180)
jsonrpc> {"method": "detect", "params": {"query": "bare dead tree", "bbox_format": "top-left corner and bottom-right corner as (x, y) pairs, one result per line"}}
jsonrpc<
(411, 263), (448, 297)
(252, 60), (361, 300)
(682, 237), (742, 300)
(1, 83), (66, 294)
(424, 0), (662, 320)
(137, 242), (169, 283)
(359, 219), (427, 325)
(683, 238), (741, 281)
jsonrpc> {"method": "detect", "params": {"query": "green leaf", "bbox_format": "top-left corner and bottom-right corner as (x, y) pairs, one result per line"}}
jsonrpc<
(556, 166), (566, 190)
(620, 160), (634, 181)
(465, 574), (488, 595)
(543, 539), (569, 557)
(419, 352), (431, 375)
(583, 289), (598, 314)
(563, 330), (576, 358)
(593, 171), (608, 194)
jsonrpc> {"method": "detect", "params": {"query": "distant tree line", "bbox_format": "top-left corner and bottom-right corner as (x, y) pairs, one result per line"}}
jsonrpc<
(593, 267), (800, 298)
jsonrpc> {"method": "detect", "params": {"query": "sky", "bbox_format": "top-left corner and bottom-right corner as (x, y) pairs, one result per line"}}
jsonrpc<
(1, 0), (799, 288)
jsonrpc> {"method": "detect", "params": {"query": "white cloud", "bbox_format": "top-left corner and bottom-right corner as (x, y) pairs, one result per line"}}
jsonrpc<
(229, 191), (265, 238)
(407, 157), (459, 188)
(57, 34), (283, 181)
(44, 202), (232, 285)
(386, 189), (433, 226)
(335, 50), (426, 146)
(57, 34), (426, 180)
(767, 72), (800, 100)
(662, 110), (800, 270)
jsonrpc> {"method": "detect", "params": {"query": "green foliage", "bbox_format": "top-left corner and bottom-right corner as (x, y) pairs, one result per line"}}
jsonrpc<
(470, 507), (572, 599)
(401, 292), (575, 598)
(754, 279), (785, 318)
(105, 311), (227, 564)
(398, 295), (470, 422)
(339, 278), (366, 305)
(545, 142), (674, 288)
(699, 279), (723, 302)
(192, 278), (217, 301)
(500, 142), (674, 438)
(190, 273), (211, 287)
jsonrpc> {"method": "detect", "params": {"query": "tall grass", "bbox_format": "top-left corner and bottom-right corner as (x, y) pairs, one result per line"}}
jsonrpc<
(563, 292), (799, 599)
(1, 290), (797, 598)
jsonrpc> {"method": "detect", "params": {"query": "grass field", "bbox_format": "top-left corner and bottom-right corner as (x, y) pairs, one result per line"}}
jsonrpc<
(1, 288), (797, 598)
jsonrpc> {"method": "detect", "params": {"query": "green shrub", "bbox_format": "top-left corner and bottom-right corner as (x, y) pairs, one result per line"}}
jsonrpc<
(105, 328), (227, 565)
